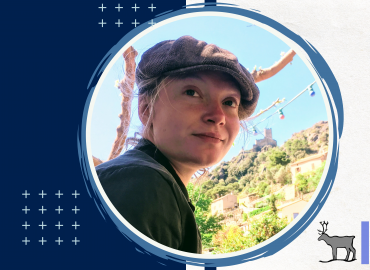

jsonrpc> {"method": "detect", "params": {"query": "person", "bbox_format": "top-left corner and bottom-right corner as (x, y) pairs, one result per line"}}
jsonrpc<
(96, 35), (259, 254)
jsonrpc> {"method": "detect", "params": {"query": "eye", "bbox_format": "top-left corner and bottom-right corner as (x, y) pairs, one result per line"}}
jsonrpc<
(185, 89), (200, 97)
(223, 100), (238, 108)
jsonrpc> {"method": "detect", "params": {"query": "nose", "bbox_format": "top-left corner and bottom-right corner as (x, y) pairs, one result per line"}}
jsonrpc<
(202, 102), (226, 126)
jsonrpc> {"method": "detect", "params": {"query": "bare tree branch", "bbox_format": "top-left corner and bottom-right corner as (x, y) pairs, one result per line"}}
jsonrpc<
(107, 46), (138, 161)
(251, 49), (296, 83)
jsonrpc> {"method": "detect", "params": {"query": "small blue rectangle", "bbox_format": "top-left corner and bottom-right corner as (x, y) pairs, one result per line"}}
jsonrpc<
(362, 221), (369, 264)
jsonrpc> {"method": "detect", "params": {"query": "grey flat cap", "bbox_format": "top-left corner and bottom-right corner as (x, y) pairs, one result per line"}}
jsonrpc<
(136, 35), (259, 119)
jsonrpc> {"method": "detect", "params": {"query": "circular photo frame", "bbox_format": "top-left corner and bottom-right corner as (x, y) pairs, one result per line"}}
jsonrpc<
(79, 5), (343, 268)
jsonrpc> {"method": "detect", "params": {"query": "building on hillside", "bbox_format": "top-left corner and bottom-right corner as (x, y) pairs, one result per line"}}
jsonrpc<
(238, 193), (259, 209)
(239, 220), (250, 234)
(284, 185), (297, 201)
(290, 152), (328, 184)
(211, 193), (237, 215)
(221, 208), (243, 226)
(252, 128), (277, 152)
(277, 199), (308, 221)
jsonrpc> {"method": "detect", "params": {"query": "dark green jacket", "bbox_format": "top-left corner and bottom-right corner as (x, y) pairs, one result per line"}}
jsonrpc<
(96, 139), (202, 253)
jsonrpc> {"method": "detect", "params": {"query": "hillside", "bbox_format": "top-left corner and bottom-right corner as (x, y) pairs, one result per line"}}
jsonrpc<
(198, 121), (329, 200)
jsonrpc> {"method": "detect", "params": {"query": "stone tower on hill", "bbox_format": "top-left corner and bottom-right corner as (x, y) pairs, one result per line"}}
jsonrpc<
(252, 128), (277, 152)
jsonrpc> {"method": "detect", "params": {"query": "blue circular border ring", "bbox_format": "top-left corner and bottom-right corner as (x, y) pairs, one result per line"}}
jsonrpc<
(78, 6), (343, 268)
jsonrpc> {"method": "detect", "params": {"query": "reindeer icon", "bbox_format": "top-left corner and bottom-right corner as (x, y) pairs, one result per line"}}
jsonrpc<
(318, 221), (356, 262)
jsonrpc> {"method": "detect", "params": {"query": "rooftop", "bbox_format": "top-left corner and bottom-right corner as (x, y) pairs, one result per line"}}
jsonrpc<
(212, 193), (237, 203)
(290, 151), (328, 166)
(277, 199), (307, 210)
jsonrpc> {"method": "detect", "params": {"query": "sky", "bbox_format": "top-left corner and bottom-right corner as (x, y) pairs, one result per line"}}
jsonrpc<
(90, 15), (328, 166)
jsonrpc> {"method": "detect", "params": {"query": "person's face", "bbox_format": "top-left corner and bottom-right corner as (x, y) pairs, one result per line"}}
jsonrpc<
(149, 70), (241, 169)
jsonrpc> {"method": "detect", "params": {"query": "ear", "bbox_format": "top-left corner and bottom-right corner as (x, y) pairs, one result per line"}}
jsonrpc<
(138, 95), (150, 126)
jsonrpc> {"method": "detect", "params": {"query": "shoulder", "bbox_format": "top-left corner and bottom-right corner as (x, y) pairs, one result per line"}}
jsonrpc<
(96, 151), (174, 193)
(95, 150), (183, 218)
(98, 163), (165, 186)
(96, 149), (171, 180)
(101, 164), (176, 207)
(96, 153), (184, 248)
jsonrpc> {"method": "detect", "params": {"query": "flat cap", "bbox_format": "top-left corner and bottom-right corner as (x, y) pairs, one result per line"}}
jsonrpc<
(136, 35), (259, 119)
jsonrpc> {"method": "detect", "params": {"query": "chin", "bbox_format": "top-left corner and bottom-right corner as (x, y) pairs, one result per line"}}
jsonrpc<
(178, 142), (228, 168)
(186, 153), (223, 168)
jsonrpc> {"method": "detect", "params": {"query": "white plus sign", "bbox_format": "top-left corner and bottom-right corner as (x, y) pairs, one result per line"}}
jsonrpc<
(98, 19), (107, 27)
(22, 237), (30, 245)
(39, 237), (47, 245)
(39, 190), (47, 198)
(39, 206), (47, 214)
(55, 237), (63, 245)
(148, 4), (156, 12)
(115, 19), (123, 27)
(55, 190), (63, 198)
(55, 206), (63, 214)
(39, 221), (47, 230)
(132, 19), (140, 27)
(55, 221), (63, 230)
(72, 206), (80, 214)
(148, 19), (156, 26)
(115, 3), (123, 12)
(98, 4), (106, 12)
(22, 206), (30, 214)
(72, 190), (80, 198)
(22, 221), (30, 230)
(72, 237), (80, 245)
(72, 221), (80, 230)
(22, 190), (30, 198)
(132, 3), (140, 12)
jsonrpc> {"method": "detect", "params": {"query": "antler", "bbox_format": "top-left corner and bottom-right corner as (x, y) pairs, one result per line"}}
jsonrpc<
(318, 221), (328, 234)
(324, 221), (328, 233)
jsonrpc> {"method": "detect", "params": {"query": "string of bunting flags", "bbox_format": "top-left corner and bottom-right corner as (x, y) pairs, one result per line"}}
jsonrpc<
(250, 81), (316, 136)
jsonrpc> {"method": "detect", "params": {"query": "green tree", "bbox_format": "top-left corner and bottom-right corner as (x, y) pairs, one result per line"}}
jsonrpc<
(187, 183), (223, 247)
(239, 177), (247, 187)
(228, 163), (239, 178)
(206, 185), (229, 200)
(202, 180), (215, 191)
(255, 181), (268, 197)
(284, 139), (309, 160)
(225, 176), (238, 185)
(257, 152), (267, 163)
(267, 148), (290, 168)
(295, 161), (326, 194)
(226, 182), (240, 193)
(212, 225), (250, 253)
(247, 212), (288, 246)
(211, 212), (288, 253)
(264, 185), (271, 195)
(236, 158), (254, 176)
(267, 194), (277, 213)
(274, 165), (291, 184)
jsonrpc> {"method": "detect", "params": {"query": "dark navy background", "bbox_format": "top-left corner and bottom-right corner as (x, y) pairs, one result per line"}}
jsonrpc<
(2, 0), (193, 269)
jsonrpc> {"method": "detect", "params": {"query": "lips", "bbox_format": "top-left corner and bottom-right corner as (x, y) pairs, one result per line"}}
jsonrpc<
(193, 132), (223, 143)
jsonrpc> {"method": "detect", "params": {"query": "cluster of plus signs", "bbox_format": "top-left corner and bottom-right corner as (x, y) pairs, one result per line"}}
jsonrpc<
(22, 190), (81, 246)
(98, 3), (157, 28)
